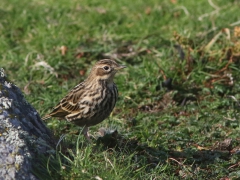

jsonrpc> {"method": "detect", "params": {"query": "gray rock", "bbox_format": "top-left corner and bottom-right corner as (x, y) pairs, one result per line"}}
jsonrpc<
(0, 68), (54, 180)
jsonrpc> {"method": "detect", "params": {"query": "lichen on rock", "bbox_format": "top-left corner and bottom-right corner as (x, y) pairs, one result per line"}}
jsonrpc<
(0, 68), (54, 180)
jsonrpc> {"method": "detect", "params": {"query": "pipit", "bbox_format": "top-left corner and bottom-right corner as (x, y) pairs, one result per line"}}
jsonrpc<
(42, 59), (126, 141)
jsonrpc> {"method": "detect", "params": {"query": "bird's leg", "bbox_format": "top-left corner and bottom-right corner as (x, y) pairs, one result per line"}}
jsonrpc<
(82, 126), (91, 142)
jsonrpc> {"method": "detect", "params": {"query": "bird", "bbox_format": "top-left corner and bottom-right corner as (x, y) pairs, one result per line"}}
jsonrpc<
(42, 59), (126, 141)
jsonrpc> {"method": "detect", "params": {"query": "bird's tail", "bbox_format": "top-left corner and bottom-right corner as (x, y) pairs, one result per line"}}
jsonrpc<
(42, 114), (52, 121)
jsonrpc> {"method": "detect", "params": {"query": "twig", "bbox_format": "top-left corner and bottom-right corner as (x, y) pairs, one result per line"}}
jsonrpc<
(228, 162), (240, 170)
(198, 0), (220, 21)
(228, 95), (240, 107)
(223, 117), (236, 121)
(208, 0), (220, 10)
(204, 31), (222, 51)
(173, 6), (189, 16)
(230, 20), (240, 26)
(168, 157), (183, 166)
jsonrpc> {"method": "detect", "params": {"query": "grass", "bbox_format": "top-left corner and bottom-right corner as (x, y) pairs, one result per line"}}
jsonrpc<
(1, 0), (240, 179)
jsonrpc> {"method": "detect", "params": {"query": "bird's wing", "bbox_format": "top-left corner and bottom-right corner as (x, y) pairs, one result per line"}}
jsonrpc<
(43, 82), (86, 120)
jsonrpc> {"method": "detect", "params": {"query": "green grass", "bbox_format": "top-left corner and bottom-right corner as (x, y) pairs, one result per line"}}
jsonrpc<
(1, 0), (240, 179)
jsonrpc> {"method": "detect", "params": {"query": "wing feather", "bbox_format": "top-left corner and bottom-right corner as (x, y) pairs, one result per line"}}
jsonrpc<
(44, 82), (86, 119)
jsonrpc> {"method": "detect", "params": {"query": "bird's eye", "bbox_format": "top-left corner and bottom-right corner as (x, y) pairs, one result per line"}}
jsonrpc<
(103, 66), (110, 71)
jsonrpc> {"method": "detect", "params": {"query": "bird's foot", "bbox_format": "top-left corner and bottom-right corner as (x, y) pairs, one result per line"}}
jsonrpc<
(83, 126), (94, 142)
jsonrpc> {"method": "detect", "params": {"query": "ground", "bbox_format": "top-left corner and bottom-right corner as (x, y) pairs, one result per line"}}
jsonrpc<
(1, 0), (240, 179)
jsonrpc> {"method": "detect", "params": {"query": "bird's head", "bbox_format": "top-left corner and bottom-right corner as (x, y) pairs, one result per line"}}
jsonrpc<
(88, 59), (126, 82)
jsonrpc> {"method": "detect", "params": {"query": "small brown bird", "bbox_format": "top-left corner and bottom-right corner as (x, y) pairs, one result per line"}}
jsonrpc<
(42, 59), (126, 141)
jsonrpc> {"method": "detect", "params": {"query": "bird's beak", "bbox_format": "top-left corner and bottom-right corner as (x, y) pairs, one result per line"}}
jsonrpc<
(115, 65), (126, 70)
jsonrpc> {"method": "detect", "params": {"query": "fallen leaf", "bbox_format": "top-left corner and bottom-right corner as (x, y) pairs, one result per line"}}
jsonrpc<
(32, 61), (58, 77)
(60, 45), (68, 56)
(79, 70), (85, 76)
(234, 26), (240, 37)
(95, 176), (103, 180)
(213, 138), (232, 151)
(192, 143), (209, 150)
(96, 7), (106, 14)
(171, 0), (177, 4)
(24, 82), (31, 95)
(219, 177), (230, 180)
(75, 52), (85, 59)
(145, 7), (151, 15)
